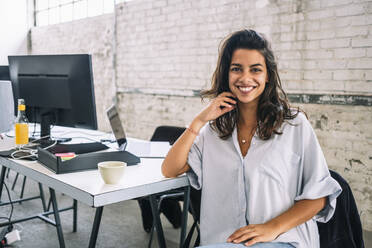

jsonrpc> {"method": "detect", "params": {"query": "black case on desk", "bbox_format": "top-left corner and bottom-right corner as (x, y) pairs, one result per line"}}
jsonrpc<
(37, 148), (141, 174)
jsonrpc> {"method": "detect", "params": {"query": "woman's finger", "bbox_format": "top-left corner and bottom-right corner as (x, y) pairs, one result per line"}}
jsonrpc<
(218, 94), (237, 101)
(227, 226), (255, 242)
(220, 105), (235, 115)
(227, 228), (243, 242)
(232, 231), (258, 244)
(222, 96), (237, 105)
(218, 101), (234, 109)
(244, 236), (263, 247)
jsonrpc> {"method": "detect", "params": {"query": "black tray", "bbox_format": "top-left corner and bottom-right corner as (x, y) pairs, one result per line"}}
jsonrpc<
(37, 147), (140, 174)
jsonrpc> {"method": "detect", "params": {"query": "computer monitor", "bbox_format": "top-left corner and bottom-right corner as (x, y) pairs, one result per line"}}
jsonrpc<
(0, 66), (10, 80)
(8, 54), (97, 139)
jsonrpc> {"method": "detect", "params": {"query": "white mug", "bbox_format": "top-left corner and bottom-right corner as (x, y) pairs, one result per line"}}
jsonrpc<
(98, 161), (126, 184)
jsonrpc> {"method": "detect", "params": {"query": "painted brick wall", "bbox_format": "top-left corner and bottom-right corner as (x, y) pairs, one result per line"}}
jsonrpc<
(30, 0), (372, 231)
(299, 103), (372, 230)
(30, 14), (115, 131)
(116, 0), (371, 95)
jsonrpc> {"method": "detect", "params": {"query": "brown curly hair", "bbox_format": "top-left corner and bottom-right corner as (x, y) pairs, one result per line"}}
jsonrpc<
(201, 29), (301, 140)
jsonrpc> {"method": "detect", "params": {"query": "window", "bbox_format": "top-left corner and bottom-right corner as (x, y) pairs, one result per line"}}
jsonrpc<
(34, 0), (130, 26)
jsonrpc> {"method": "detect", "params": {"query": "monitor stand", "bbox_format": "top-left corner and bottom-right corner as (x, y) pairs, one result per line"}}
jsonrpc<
(27, 112), (56, 148)
(35, 113), (109, 154)
(37, 113), (71, 144)
(40, 113), (54, 139)
(27, 112), (60, 148)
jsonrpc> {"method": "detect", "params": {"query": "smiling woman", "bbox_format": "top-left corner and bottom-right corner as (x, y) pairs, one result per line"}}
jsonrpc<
(161, 29), (342, 248)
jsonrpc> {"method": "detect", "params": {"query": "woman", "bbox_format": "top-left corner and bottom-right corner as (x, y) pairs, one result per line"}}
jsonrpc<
(161, 30), (341, 248)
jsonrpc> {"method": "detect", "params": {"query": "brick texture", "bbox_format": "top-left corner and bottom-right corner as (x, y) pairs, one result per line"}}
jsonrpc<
(30, 0), (372, 231)
(30, 14), (115, 131)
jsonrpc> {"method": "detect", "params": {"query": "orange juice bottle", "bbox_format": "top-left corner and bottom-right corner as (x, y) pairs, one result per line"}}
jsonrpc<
(15, 99), (29, 146)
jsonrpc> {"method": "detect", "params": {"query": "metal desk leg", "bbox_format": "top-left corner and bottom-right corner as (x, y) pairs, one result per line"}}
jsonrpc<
(49, 188), (66, 248)
(180, 186), (190, 248)
(11, 172), (19, 190)
(88, 206), (104, 248)
(19, 176), (27, 202)
(73, 199), (78, 232)
(149, 194), (166, 248)
(0, 166), (6, 201)
(38, 183), (47, 211)
(47, 196), (52, 211)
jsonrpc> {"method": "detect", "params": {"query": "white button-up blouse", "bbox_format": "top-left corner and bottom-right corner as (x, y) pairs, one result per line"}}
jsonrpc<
(187, 112), (342, 247)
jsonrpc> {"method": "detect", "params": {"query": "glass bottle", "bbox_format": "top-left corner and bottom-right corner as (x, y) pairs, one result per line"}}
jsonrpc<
(15, 99), (29, 146)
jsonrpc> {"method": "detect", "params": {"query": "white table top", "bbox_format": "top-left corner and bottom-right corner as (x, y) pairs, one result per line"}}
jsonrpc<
(0, 128), (189, 207)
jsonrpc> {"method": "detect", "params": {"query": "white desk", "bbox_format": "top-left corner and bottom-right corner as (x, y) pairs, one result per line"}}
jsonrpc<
(0, 130), (190, 248)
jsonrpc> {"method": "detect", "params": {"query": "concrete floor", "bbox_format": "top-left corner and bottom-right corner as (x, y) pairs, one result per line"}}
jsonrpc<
(0, 169), (371, 248)
(0, 170), (191, 248)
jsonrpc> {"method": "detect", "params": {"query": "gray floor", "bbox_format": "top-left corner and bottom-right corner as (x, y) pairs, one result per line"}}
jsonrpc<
(0, 169), (192, 248)
(0, 169), (371, 248)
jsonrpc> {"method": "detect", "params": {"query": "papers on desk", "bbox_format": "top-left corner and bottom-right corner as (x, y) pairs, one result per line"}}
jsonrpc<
(125, 139), (171, 158)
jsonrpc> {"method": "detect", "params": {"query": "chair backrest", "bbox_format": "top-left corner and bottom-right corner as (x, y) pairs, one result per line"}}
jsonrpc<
(150, 126), (186, 145)
(317, 170), (365, 248)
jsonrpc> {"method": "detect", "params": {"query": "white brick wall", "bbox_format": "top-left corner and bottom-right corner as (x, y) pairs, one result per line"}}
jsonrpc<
(30, 0), (372, 231)
(30, 14), (115, 131)
(115, 0), (372, 96)
(298, 103), (372, 231)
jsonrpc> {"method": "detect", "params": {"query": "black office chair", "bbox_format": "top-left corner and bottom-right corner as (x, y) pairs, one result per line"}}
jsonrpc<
(317, 170), (365, 248)
(137, 126), (200, 248)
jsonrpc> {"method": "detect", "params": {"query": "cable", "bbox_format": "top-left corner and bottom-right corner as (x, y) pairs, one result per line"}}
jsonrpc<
(10, 136), (57, 160)
(2, 182), (14, 223)
(41, 140), (57, 150)
(4, 133), (13, 138)
(29, 135), (51, 143)
(10, 148), (37, 160)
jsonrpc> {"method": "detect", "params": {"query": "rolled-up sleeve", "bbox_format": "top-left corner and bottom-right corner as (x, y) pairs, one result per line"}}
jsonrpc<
(186, 126), (205, 190)
(294, 116), (342, 223)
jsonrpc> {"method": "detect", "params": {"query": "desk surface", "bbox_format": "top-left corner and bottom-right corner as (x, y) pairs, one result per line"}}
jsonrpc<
(0, 128), (189, 207)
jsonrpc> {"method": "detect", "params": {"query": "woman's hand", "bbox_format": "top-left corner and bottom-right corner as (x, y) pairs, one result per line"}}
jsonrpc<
(226, 198), (327, 246)
(196, 92), (237, 123)
(227, 222), (281, 246)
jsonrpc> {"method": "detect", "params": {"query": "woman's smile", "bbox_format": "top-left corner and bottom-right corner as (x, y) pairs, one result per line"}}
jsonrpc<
(235, 85), (258, 94)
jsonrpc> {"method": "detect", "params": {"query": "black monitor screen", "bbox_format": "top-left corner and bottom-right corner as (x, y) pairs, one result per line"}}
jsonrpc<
(8, 54), (97, 138)
(0, 66), (10, 80)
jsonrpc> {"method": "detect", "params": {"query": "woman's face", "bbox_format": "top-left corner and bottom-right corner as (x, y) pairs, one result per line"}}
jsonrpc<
(228, 49), (268, 107)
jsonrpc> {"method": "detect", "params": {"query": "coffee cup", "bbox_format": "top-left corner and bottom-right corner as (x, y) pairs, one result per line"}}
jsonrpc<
(98, 161), (126, 184)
